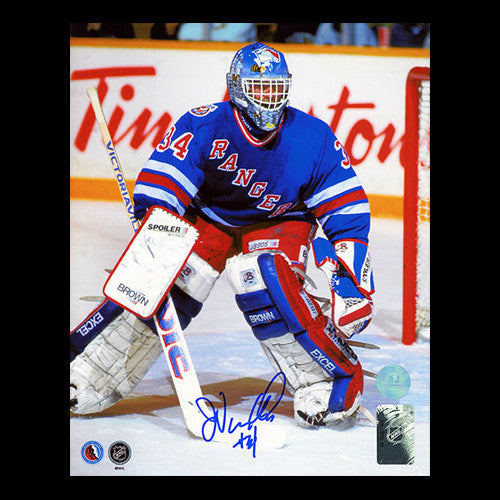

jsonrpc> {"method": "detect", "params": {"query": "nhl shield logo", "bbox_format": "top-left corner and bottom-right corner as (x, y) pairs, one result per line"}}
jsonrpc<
(108, 441), (132, 465)
(386, 426), (403, 444)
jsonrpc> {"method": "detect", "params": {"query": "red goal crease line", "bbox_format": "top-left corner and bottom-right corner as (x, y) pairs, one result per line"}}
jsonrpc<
(69, 177), (404, 220)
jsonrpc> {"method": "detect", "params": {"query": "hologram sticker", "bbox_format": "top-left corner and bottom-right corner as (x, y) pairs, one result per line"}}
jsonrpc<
(376, 404), (415, 465)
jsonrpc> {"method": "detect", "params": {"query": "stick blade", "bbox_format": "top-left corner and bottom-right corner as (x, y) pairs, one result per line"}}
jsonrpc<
(186, 399), (287, 449)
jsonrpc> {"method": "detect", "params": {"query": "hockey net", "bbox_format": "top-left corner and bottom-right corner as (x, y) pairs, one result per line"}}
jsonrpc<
(402, 67), (430, 345)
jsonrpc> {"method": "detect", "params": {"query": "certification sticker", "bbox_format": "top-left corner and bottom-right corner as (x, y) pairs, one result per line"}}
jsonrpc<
(376, 364), (411, 399)
(376, 404), (415, 465)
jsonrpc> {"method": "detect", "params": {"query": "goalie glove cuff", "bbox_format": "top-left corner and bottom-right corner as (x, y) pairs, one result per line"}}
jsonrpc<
(333, 239), (374, 297)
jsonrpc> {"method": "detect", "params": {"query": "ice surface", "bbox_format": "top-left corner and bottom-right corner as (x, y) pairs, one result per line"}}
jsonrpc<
(70, 200), (430, 476)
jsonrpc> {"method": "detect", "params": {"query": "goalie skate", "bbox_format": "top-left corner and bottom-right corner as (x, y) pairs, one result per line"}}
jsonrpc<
(294, 381), (361, 429)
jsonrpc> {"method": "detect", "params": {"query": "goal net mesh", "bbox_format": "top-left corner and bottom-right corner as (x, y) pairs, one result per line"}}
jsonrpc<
(416, 78), (430, 339)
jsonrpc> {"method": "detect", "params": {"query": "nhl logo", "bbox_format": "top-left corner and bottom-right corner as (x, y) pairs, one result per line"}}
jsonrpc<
(386, 426), (403, 444)
(108, 441), (132, 465)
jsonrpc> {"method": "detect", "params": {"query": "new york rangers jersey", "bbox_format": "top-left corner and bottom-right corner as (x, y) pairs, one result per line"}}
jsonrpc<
(133, 101), (370, 244)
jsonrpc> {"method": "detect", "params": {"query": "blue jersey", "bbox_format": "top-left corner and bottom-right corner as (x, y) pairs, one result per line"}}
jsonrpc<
(133, 101), (370, 244)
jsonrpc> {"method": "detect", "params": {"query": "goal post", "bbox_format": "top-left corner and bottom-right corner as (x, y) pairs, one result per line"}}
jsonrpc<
(402, 66), (430, 345)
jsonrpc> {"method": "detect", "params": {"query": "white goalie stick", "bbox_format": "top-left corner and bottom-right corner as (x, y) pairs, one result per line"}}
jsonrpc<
(85, 87), (286, 447)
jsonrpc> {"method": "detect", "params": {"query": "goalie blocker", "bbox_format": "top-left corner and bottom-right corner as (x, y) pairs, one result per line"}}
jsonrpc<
(103, 205), (199, 318)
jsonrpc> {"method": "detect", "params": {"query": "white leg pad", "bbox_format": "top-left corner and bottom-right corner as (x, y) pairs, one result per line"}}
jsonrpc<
(259, 333), (332, 395)
(70, 310), (161, 414)
(70, 253), (219, 415)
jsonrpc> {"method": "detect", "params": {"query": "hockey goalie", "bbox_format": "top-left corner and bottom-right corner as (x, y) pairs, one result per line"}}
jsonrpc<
(70, 43), (375, 428)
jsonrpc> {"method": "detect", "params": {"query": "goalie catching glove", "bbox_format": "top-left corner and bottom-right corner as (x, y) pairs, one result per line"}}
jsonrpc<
(312, 238), (374, 338)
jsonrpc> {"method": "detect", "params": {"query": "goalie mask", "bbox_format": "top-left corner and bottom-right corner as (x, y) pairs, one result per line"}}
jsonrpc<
(226, 43), (292, 131)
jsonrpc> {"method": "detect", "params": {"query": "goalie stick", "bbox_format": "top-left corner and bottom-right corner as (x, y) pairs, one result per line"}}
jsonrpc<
(86, 86), (212, 438)
(86, 87), (139, 232)
(85, 87), (286, 447)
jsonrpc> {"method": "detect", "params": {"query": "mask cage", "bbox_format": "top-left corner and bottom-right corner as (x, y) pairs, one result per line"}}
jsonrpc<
(242, 77), (292, 111)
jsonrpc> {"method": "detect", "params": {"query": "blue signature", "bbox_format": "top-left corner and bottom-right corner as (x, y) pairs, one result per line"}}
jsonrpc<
(195, 371), (286, 458)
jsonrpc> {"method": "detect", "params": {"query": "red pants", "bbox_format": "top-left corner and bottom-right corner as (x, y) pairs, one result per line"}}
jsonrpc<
(186, 214), (317, 274)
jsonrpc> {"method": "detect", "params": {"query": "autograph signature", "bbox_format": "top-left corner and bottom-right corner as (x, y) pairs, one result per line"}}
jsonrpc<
(195, 372), (286, 458)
